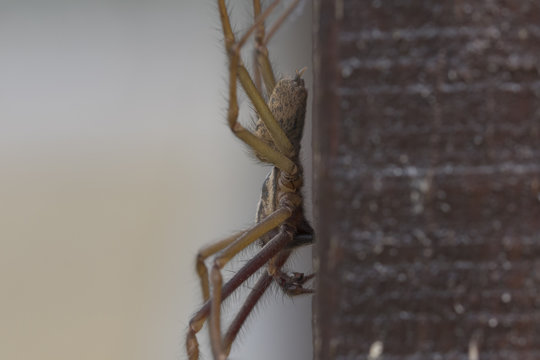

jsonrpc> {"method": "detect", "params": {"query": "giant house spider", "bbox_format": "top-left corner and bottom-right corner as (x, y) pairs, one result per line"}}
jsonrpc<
(186, 1), (314, 359)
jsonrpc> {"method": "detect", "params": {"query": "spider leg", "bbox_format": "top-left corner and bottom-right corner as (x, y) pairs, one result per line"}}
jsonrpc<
(223, 271), (273, 354)
(187, 233), (311, 351)
(187, 238), (315, 359)
(252, 0), (275, 95)
(253, 0), (302, 95)
(221, 244), (296, 354)
(252, 0), (265, 93)
(268, 249), (315, 296)
(209, 208), (293, 360)
(187, 205), (289, 360)
(218, 0), (297, 172)
(264, 0), (302, 47)
(196, 230), (245, 302)
(186, 258), (258, 360)
(236, 66), (296, 170)
(186, 224), (294, 360)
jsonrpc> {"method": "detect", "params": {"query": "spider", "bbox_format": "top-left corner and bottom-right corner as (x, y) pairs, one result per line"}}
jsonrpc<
(185, 1), (314, 359)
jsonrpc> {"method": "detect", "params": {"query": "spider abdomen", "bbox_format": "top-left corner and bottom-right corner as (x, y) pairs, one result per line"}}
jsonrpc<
(255, 167), (280, 245)
(254, 76), (307, 160)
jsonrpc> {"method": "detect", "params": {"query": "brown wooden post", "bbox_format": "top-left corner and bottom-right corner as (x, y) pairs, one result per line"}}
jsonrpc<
(313, 1), (540, 359)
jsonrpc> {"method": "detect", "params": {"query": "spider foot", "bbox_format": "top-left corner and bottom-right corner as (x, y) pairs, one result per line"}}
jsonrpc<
(274, 271), (315, 296)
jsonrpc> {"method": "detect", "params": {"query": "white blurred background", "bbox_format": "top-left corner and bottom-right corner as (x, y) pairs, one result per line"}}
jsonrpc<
(0, 1), (312, 359)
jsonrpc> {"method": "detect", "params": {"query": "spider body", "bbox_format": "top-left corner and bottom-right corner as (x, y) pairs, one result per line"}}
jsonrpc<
(256, 164), (313, 248)
(256, 167), (282, 245)
(254, 76), (307, 161)
(186, 2), (313, 359)
(255, 75), (308, 246)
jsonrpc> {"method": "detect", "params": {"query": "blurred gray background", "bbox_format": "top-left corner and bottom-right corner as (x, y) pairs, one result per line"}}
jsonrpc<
(0, 0), (312, 359)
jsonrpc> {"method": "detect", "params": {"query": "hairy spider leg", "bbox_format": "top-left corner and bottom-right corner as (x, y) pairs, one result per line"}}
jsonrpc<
(218, 0), (297, 171)
(186, 231), (314, 360)
(193, 227), (313, 304)
(209, 208), (293, 360)
(187, 226), (293, 360)
(222, 248), (287, 353)
(253, 0), (301, 95)
(206, 219), (314, 360)
(252, 0), (266, 93)
(222, 273), (273, 354)
(252, 0), (275, 94)
(196, 230), (245, 301)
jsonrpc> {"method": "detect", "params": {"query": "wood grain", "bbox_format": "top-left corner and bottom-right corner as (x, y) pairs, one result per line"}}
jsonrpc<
(313, 1), (540, 359)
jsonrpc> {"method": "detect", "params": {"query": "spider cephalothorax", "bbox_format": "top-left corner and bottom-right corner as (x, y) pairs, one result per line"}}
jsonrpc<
(186, 2), (313, 359)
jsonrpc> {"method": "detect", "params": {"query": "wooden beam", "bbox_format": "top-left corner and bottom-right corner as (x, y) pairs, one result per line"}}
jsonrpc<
(313, 0), (540, 358)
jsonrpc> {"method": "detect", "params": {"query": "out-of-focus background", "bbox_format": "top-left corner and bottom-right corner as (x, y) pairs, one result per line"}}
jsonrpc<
(0, 1), (312, 359)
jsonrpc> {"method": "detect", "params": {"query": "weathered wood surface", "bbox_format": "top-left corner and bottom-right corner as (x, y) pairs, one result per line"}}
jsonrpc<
(313, 1), (540, 359)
